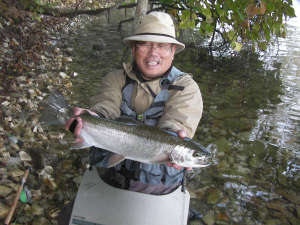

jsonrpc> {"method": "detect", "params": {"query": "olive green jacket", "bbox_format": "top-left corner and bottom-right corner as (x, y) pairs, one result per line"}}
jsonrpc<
(90, 63), (203, 138)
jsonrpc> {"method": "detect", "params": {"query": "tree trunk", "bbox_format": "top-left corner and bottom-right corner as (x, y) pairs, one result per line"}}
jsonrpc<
(134, 0), (148, 31)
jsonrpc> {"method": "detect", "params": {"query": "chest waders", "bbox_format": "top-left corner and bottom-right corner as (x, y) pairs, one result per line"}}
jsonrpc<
(69, 67), (191, 224)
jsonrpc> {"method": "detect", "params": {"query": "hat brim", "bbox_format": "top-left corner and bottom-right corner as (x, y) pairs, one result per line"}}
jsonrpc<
(123, 34), (185, 54)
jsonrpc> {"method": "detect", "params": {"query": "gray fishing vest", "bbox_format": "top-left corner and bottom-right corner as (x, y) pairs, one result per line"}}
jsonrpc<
(117, 66), (186, 186)
(120, 66), (185, 126)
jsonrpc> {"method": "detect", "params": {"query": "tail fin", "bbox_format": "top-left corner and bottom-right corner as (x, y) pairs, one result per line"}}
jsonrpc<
(39, 90), (72, 126)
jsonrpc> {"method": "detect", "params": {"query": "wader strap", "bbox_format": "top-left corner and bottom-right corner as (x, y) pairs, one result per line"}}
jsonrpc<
(168, 85), (184, 91)
(145, 83), (157, 98)
(181, 168), (187, 193)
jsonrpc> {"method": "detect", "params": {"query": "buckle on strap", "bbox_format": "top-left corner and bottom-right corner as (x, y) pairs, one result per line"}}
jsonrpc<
(137, 114), (144, 121)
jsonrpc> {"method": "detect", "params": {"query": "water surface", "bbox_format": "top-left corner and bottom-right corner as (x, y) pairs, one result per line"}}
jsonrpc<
(68, 4), (300, 224)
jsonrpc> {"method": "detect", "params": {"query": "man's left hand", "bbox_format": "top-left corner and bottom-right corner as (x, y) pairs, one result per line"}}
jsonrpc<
(167, 130), (192, 170)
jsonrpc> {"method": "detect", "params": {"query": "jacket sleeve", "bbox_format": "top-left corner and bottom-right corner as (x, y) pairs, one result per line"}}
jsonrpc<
(89, 70), (126, 119)
(157, 74), (203, 138)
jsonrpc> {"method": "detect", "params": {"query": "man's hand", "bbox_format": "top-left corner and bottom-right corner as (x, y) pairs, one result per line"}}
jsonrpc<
(65, 107), (98, 142)
(167, 130), (192, 170)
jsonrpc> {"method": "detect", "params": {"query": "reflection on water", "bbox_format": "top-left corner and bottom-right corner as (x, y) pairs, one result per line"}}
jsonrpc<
(68, 3), (300, 224)
(252, 0), (300, 169)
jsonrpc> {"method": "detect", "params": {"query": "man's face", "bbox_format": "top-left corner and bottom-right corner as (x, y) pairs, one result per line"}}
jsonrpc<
(132, 41), (177, 80)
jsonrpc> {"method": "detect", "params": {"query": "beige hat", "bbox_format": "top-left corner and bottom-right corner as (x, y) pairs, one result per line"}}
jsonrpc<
(123, 11), (185, 54)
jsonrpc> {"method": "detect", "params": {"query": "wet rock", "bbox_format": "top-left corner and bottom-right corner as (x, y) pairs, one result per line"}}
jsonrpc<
(59, 72), (69, 79)
(63, 56), (73, 62)
(248, 156), (262, 168)
(0, 185), (12, 197)
(0, 202), (9, 219)
(210, 109), (245, 119)
(65, 47), (73, 55)
(189, 187), (209, 200)
(277, 174), (288, 186)
(202, 210), (215, 225)
(32, 217), (51, 225)
(224, 118), (252, 132)
(214, 137), (231, 153)
(31, 203), (45, 216)
(277, 190), (300, 204)
(236, 131), (251, 141)
(49, 207), (60, 218)
(216, 212), (230, 223)
(40, 166), (54, 177)
(245, 140), (266, 159)
(72, 175), (82, 186)
(43, 177), (57, 190)
(72, 71), (78, 77)
(206, 188), (223, 204)
(234, 164), (251, 175)
(19, 151), (32, 161)
(265, 219), (282, 225)
(9, 168), (24, 178)
(288, 216), (300, 225)
(297, 205), (300, 218)
(62, 160), (73, 169)
(9, 142), (20, 151)
(31, 189), (42, 201)
(293, 178), (300, 189)
(189, 220), (203, 225)
(27, 148), (44, 170)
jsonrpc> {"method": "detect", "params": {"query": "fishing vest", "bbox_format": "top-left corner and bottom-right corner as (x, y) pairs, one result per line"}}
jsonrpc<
(120, 66), (185, 126)
(116, 66), (186, 186)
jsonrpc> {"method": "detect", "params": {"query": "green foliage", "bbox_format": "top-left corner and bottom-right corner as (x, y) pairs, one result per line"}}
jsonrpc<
(160, 0), (296, 52)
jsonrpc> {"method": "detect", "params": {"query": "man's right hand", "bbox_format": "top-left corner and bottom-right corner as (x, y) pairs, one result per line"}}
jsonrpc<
(65, 107), (99, 142)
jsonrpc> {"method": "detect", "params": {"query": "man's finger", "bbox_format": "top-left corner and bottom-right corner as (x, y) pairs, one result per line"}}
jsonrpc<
(74, 117), (83, 136)
(73, 107), (84, 116)
(167, 162), (183, 170)
(177, 130), (186, 139)
(65, 117), (75, 131)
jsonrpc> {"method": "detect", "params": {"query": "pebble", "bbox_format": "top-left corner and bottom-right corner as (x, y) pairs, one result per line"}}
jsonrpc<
(0, 202), (9, 219)
(31, 203), (45, 216)
(0, 185), (12, 197)
(64, 56), (73, 62)
(9, 169), (24, 177)
(203, 211), (215, 225)
(19, 151), (32, 161)
(32, 217), (51, 225)
(206, 188), (223, 204)
(59, 72), (68, 78)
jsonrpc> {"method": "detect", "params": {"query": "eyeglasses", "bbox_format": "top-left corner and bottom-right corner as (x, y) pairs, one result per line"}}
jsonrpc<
(135, 42), (173, 54)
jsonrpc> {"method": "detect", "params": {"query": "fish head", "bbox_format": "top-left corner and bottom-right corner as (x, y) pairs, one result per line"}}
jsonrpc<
(170, 145), (214, 168)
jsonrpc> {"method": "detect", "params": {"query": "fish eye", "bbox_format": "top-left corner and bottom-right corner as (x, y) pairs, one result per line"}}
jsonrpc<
(193, 152), (202, 157)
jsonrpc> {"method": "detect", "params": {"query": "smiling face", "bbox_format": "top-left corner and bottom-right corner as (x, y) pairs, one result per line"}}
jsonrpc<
(132, 41), (177, 80)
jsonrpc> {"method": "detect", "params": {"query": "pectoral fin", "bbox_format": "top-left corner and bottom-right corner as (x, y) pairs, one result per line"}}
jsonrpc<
(70, 139), (93, 150)
(107, 154), (126, 168)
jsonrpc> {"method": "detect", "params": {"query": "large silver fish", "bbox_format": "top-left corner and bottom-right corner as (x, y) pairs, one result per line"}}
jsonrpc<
(42, 91), (215, 168)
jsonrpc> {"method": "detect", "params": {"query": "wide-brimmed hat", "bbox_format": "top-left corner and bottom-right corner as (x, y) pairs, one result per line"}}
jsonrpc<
(123, 11), (185, 54)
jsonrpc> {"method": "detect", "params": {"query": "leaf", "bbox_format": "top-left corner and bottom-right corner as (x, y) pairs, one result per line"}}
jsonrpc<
(206, 16), (214, 24)
(233, 42), (243, 52)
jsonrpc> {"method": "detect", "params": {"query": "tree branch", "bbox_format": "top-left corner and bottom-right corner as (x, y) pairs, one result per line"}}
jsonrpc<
(117, 3), (137, 9)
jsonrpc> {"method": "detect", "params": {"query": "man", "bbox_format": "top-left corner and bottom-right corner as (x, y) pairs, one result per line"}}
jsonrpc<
(66, 11), (203, 195)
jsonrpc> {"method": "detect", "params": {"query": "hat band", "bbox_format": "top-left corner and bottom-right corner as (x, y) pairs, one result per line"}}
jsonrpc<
(134, 33), (175, 39)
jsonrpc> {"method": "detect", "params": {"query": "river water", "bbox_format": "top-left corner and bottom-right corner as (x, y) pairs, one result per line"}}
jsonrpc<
(66, 3), (300, 225)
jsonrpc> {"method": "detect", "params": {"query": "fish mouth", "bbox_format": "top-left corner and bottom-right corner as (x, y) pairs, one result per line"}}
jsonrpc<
(193, 158), (212, 168)
(180, 156), (213, 168)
